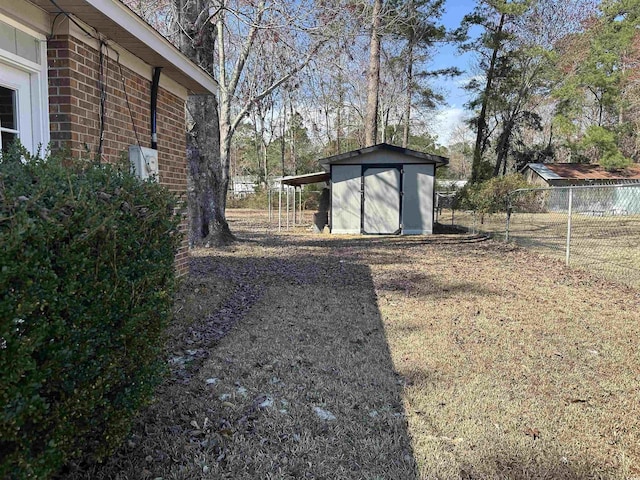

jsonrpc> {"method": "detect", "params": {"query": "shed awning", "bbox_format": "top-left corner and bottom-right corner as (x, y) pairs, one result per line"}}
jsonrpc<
(280, 171), (330, 186)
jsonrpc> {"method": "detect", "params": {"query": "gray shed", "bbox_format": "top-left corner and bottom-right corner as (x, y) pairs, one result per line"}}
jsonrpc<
(320, 143), (448, 235)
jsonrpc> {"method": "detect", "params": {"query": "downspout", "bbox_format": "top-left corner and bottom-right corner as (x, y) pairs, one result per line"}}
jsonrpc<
(150, 67), (162, 149)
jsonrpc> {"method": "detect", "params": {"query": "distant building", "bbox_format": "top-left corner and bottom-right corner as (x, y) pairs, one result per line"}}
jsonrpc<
(436, 179), (468, 191)
(230, 176), (258, 197)
(522, 163), (640, 187)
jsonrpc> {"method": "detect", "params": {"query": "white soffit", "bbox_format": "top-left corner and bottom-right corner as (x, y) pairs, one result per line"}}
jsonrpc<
(29, 0), (217, 95)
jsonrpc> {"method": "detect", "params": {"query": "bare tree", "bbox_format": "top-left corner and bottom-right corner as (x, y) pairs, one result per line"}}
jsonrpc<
(171, 0), (331, 245)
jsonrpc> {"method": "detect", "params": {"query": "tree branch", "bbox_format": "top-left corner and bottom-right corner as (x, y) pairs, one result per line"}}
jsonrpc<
(227, 0), (266, 98)
(230, 39), (327, 133)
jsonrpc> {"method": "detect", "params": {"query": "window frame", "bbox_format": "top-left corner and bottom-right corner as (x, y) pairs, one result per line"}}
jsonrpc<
(0, 13), (50, 155)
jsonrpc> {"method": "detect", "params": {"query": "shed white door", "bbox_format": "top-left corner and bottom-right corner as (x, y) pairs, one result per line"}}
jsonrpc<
(331, 164), (362, 234)
(363, 167), (401, 234)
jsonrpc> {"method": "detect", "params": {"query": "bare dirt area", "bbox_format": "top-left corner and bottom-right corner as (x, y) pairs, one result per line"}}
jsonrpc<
(66, 209), (640, 480)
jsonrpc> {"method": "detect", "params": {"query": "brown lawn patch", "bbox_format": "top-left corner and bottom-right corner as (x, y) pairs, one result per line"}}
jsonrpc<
(65, 209), (640, 480)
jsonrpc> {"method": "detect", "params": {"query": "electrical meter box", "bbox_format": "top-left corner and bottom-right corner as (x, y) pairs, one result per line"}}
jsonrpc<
(129, 146), (159, 181)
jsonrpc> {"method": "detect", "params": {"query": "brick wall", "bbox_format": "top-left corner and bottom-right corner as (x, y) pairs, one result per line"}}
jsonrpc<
(47, 35), (189, 276)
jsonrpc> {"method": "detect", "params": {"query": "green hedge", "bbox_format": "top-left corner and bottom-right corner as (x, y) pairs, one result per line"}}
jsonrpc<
(0, 146), (181, 479)
(455, 174), (534, 214)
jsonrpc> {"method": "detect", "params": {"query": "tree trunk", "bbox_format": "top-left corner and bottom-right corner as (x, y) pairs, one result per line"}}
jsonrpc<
(289, 99), (297, 174)
(187, 95), (235, 247)
(471, 12), (505, 184)
(494, 119), (512, 177)
(365, 0), (383, 147)
(175, 0), (236, 246)
(381, 107), (390, 143)
(336, 74), (343, 153)
(280, 98), (286, 177)
(403, 39), (414, 149)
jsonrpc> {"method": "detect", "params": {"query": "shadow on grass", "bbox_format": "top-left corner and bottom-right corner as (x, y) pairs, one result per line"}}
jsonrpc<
(64, 249), (419, 479)
(457, 441), (621, 480)
(375, 271), (501, 300)
(191, 253), (420, 478)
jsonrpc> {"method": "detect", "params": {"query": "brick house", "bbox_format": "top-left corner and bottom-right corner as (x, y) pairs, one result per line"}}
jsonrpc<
(0, 0), (217, 275)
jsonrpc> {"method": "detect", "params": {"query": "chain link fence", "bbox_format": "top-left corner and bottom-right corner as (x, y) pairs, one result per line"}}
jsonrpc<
(440, 184), (640, 288)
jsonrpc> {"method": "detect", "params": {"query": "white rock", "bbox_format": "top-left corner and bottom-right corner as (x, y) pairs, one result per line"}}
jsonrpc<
(258, 396), (274, 408)
(313, 406), (336, 421)
(205, 378), (218, 385)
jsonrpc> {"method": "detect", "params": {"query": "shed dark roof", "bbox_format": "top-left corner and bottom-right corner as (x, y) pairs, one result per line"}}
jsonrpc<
(318, 143), (448, 168)
(525, 163), (640, 181)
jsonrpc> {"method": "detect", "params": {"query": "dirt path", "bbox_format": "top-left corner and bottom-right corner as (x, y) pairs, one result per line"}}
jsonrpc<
(66, 210), (640, 480)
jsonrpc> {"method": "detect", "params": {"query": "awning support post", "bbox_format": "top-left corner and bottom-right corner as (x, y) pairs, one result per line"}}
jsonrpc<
(268, 183), (272, 224)
(278, 181), (282, 232)
(286, 185), (290, 229)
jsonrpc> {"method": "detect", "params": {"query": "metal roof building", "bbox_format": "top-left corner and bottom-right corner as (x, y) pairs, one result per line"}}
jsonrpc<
(522, 163), (640, 186)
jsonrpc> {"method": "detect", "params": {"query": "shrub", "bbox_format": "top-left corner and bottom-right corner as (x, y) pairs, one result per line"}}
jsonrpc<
(455, 174), (534, 214)
(0, 145), (181, 479)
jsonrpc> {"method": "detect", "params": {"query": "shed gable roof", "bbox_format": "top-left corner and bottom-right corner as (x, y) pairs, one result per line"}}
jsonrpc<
(319, 143), (448, 170)
(29, 0), (217, 94)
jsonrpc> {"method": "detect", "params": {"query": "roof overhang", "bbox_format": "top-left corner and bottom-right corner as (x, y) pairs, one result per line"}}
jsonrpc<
(279, 171), (330, 187)
(319, 143), (449, 169)
(523, 162), (640, 181)
(29, 0), (217, 94)
(522, 163), (564, 181)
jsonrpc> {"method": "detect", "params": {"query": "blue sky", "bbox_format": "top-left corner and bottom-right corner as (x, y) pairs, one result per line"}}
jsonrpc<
(429, 0), (478, 145)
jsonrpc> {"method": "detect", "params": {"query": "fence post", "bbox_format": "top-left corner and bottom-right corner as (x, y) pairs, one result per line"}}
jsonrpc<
(566, 187), (573, 266)
(505, 197), (512, 243)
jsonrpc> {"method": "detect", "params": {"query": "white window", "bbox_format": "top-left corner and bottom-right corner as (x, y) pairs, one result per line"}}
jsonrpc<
(0, 16), (49, 156)
(0, 69), (32, 154)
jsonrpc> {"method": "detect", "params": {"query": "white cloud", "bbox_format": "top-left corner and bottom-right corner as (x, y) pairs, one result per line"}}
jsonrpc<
(456, 74), (485, 88)
(432, 107), (471, 146)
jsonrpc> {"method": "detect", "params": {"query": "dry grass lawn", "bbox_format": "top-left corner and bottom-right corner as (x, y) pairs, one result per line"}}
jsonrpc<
(446, 210), (640, 288)
(65, 209), (640, 480)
